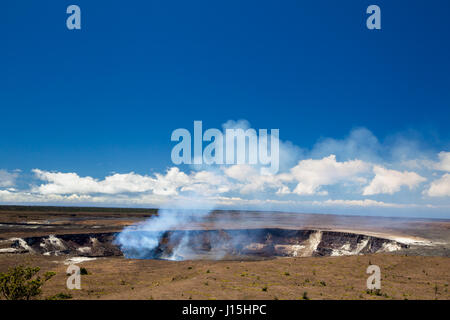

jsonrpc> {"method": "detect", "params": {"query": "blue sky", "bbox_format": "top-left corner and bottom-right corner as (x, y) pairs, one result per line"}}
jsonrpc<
(1, 1), (449, 218)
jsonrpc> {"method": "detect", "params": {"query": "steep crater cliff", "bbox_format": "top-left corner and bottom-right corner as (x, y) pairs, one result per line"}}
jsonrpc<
(0, 228), (408, 260)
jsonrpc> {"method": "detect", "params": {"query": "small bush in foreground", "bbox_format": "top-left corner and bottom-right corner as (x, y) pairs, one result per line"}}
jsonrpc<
(0, 266), (55, 300)
(47, 292), (73, 300)
(80, 267), (89, 275)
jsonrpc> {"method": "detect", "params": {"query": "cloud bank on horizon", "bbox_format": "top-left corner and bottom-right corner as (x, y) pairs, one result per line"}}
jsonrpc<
(0, 122), (449, 218)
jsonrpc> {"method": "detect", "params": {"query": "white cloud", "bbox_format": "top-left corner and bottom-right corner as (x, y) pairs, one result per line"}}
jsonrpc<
(223, 164), (292, 194)
(32, 168), (195, 196)
(403, 151), (450, 172)
(0, 170), (19, 188)
(424, 174), (450, 197)
(362, 166), (426, 195)
(15, 151), (450, 212)
(32, 169), (159, 195)
(310, 128), (381, 162)
(290, 155), (370, 195)
(224, 164), (256, 181)
(152, 167), (191, 195)
(0, 126), (448, 216)
(32, 167), (235, 197)
(180, 170), (233, 195)
(434, 152), (450, 172)
(319, 199), (410, 208)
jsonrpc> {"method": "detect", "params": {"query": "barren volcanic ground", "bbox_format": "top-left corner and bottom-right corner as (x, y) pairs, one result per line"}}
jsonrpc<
(0, 206), (449, 300)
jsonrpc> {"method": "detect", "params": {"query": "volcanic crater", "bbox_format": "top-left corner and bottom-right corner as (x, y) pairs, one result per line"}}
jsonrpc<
(1, 228), (407, 260)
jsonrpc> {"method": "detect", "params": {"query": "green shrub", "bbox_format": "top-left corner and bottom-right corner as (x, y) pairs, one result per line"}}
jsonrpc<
(80, 267), (88, 275)
(0, 266), (55, 300)
(47, 292), (72, 300)
(366, 289), (382, 296)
